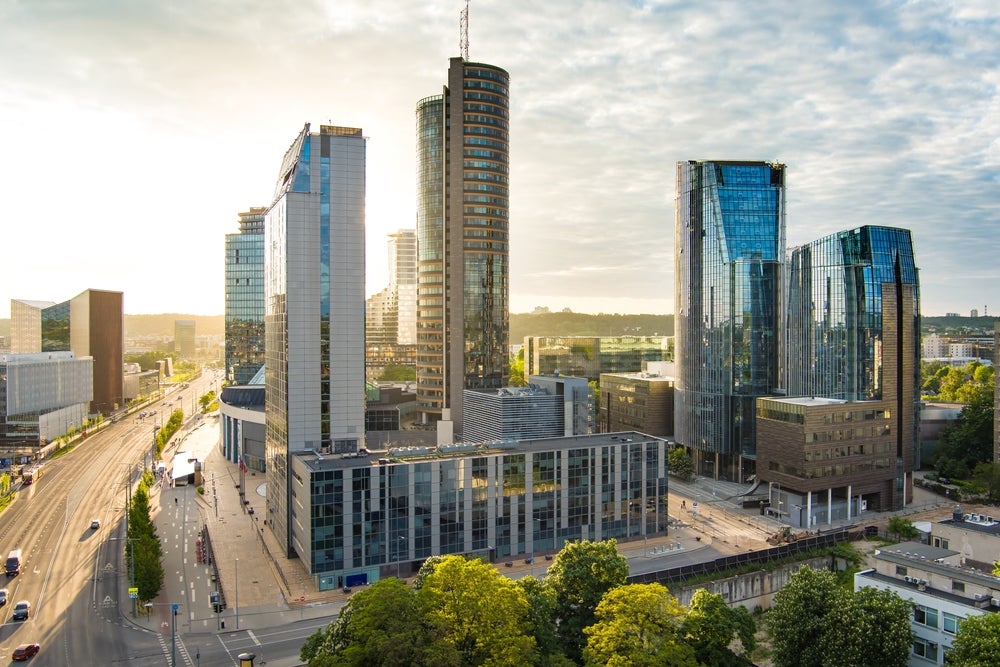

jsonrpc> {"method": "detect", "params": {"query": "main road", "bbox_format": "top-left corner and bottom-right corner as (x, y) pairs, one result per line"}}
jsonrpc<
(0, 370), (221, 666)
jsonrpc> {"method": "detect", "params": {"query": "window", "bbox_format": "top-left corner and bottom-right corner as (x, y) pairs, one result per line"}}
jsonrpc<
(950, 580), (963, 593)
(943, 612), (960, 635)
(914, 604), (939, 629)
(895, 565), (908, 576)
(913, 638), (938, 661)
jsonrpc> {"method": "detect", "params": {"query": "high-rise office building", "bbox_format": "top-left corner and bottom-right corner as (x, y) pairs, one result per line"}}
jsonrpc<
(174, 319), (196, 359)
(365, 228), (417, 347)
(12, 290), (123, 415)
(225, 207), (266, 385)
(996, 322), (1000, 463)
(674, 160), (785, 482)
(415, 57), (510, 434)
(264, 123), (366, 558)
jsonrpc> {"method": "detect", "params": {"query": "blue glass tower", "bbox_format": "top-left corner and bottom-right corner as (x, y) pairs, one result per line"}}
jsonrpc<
(674, 160), (786, 482)
(225, 207), (265, 385)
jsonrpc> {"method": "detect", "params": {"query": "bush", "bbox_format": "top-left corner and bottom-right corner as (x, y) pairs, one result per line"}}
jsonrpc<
(197, 486), (205, 495)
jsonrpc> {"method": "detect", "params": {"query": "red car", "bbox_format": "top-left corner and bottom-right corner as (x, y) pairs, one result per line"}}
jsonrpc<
(12, 643), (39, 660)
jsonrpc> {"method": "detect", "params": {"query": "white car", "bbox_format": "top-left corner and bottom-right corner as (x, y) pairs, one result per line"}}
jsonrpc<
(91, 519), (101, 529)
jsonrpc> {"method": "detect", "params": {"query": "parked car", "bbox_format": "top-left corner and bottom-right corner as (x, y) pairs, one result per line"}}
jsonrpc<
(12, 600), (30, 620)
(12, 643), (39, 660)
(939, 476), (952, 485)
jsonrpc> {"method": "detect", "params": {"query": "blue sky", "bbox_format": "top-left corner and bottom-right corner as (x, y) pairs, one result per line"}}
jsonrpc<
(1, 0), (997, 317)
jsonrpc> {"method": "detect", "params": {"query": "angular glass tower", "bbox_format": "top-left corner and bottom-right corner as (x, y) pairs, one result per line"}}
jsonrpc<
(264, 123), (366, 558)
(415, 57), (510, 433)
(674, 160), (786, 482)
(225, 207), (265, 385)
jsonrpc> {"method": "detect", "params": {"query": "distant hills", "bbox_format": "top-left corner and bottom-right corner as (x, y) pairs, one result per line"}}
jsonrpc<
(124, 314), (224, 337)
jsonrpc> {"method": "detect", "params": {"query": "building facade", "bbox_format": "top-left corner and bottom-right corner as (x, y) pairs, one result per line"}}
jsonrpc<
(674, 160), (786, 482)
(174, 320), (196, 360)
(290, 432), (669, 589)
(264, 123), (367, 558)
(0, 352), (93, 456)
(415, 58), (510, 433)
(524, 336), (674, 382)
(599, 362), (675, 437)
(9, 300), (54, 354)
(225, 207), (266, 385)
(462, 374), (593, 443)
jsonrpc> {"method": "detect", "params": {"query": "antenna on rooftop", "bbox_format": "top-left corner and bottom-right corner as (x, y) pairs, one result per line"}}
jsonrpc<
(460, 0), (470, 61)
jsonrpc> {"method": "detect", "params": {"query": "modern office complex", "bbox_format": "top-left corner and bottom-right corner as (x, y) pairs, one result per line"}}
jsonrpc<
(462, 374), (593, 442)
(225, 207), (266, 385)
(0, 352), (93, 456)
(290, 431), (669, 590)
(11, 290), (124, 415)
(762, 225), (921, 513)
(264, 123), (367, 558)
(174, 320), (196, 359)
(366, 228), (417, 346)
(674, 160), (786, 482)
(599, 361), (675, 437)
(995, 322), (999, 463)
(415, 57), (510, 434)
(524, 336), (673, 382)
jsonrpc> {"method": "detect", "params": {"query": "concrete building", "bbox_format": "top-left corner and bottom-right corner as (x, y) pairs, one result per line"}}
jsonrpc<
(599, 361), (675, 437)
(930, 508), (1000, 570)
(225, 207), (266, 385)
(220, 383), (265, 472)
(366, 228), (417, 347)
(674, 160), (786, 482)
(415, 58), (510, 434)
(263, 123), (367, 559)
(9, 299), (54, 354)
(290, 431), (669, 590)
(856, 538), (1000, 666)
(462, 374), (593, 443)
(174, 319), (196, 360)
(0, 352), (93, 457)
(524, 336), (673, 383)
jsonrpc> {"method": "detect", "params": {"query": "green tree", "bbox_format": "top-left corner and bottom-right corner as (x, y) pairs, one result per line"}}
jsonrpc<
(509, 349), (526, 387)
(546, 540), (629, 662)
(767, 566), (839, 667)
(934, 384), (995, 478)
(668, 447), (695, 481)
(820, 586), (912, 667)
(418, 555), (535, 666)
(378, 364), (416, 382)
(515, 576), (569, 665)
(972, 462), (1000, 502)
(680, 589), (755, 666)
(947, 611), (1000, 667)
(887, 516), (920, 541)
(582, 583), (698, 667)
(133, 533), (165, 601)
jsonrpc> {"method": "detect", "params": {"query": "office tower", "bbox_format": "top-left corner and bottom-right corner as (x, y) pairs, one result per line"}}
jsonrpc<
(174, 320), (196, 359)
(415, 57), (510, 434)
(674, 160), (785, 482)
(13, 290), (123, 415)
(365, 228), (417, 347)
(225, 207), (266, 385)
(264, 123), (366, 559)
(524, 335), (674, 382)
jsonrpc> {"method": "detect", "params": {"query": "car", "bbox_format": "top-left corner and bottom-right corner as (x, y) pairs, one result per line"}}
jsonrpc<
(12, 600), (30, 620)
(0, 588), (7, 606)
(939, 476), (952, 485)
(11, 643), (39, 660)
(90, 519), (101, 530)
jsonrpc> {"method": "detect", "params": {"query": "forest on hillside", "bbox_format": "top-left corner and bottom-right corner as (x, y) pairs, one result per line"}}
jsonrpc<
(509, 312), (673, 341)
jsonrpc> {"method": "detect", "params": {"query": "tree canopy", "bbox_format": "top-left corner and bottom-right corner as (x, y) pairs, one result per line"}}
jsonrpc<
(680, 589), (755, 667)
(948, 612), (1000, 667)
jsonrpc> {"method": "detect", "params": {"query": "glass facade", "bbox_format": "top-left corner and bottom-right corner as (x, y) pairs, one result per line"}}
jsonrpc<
(786, 226), (920, 400)
(225, 208), (265, 385)
(40, 301), (70, 352)
(295, 433), (668, 588)
(415, 58), (510, 429)
(674, 161), (785, 481)
(524, 336), (674, 381)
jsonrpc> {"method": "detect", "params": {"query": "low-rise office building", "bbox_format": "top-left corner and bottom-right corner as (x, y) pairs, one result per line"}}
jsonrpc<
(289, 431), (669, 590)
(599, 361), (675, 437)
(462, 375), (593, 443)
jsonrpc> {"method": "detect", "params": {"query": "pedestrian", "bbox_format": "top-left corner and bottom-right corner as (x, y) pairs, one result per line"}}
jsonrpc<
(175, 497), (178, 504)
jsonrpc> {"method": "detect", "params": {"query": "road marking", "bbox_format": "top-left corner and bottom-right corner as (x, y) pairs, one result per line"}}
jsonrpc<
(103, 595), (114, 607)
(247, 629), (261, 646)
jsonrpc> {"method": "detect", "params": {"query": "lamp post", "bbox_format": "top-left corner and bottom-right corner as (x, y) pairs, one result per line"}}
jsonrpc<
(145, 602), (182, 667)
(235, 558), (240, 630)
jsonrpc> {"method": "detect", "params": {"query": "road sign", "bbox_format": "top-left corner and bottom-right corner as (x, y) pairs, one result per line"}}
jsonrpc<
(172, 603), (179, 612)
(128, 587), (138, 599)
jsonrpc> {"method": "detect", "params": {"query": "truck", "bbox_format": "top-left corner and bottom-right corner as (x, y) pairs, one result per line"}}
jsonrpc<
(5, 550), (22, 576)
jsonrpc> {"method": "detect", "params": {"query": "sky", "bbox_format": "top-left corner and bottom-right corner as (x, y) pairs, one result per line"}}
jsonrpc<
(1, 0), (997, 319)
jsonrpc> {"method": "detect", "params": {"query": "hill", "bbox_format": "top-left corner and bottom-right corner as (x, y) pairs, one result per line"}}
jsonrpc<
(509, 312), (673, 342)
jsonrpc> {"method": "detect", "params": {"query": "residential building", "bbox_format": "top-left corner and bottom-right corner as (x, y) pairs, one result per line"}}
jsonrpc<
(599, 361), (675, 437)
(415, 57), (510, 434)
(996, 322), (1000, 463)
(174, 319), (196, 359)
(855, 537), (1000, 666)
(524, 336), (673, 382)
(225, 206), (266, 385)
(462, 374), (593, 442)
(674, 160), (786, 482)
(290, 431), (669, 589)
(264, 123), (367, 558)
(931, 508), (1000, 569)
(0, 352), (93, 457)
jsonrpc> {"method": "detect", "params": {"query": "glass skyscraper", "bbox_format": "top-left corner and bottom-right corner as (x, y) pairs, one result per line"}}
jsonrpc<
(674, 160), (786, 482)
(415, 57), (510, 433)
(225, 207), (265, 385)
(264, 123), (366, 557)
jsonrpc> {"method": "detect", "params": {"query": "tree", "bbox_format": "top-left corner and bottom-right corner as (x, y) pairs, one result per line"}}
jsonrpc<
(972, 462), (1000, 502)
(767, 566), (839, 667)
(515, 576), (570, 665)
(509, 349), (527, 387)
(378, 364), (416, 382)
(820, 586), (912, 667)
(887, 516), (920, 541)
(934, 384), (995, 478)
(582, 583), (698, 667)
(947, 611), (1000, 667)
(680, 589), (755, 666)
(668, 447), (695, 481)
(546, 540), (629, 662)
(417, 555), (535, 666)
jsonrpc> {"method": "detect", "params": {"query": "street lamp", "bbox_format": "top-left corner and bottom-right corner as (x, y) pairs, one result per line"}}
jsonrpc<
(145, 602), (182, 667)
(235, 558), (240, 630)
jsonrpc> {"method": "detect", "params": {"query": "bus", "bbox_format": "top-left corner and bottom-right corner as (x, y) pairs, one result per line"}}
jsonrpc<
(22, 467), (41, 485)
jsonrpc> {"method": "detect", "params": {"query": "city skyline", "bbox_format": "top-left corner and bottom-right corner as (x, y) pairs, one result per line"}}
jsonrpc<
(2, 1), (998, 319)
